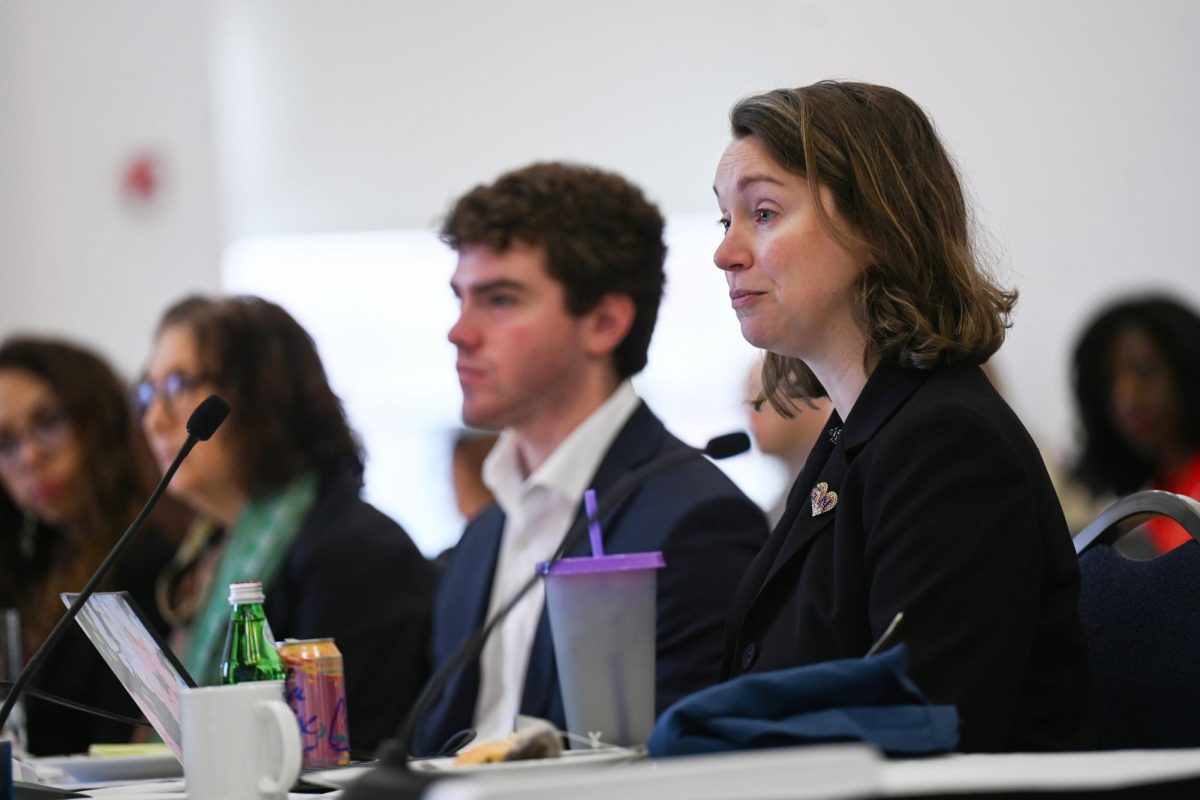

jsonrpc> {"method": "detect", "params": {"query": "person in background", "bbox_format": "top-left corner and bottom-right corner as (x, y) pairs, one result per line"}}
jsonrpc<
(0, 337), (181, 755)
(745, 362), (831, 526)
(139, 295), (436, 754)
(450, 429), (499, 524)
(1071, 295), (1200, 553)
(415, 162), (769, 755)
(713, 81), (1093, 751)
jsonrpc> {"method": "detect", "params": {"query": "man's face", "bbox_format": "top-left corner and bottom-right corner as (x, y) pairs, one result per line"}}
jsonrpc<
(448, 243), (596, 434)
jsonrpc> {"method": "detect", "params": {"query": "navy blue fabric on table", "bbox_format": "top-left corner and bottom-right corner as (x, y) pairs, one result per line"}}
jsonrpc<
(647, 645), (958, 758)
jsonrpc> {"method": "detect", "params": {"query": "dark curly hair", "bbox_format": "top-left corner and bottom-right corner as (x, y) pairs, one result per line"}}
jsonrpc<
(156, 295), (363, 497)
(1071, 295), (1200, 496)
(440, 161), (667, 379)
(729, 81), (1017, 415)
(0, 337), (170, 652)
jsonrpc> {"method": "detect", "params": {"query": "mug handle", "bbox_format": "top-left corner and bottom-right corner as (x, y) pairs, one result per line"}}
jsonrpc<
(255, 699), (302, 795)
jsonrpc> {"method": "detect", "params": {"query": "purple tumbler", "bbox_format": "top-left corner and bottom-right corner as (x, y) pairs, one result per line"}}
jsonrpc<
(539, 550), (665, 748)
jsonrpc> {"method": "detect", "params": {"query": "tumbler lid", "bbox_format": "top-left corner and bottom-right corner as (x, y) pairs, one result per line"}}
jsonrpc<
(538, 552), (665, 576)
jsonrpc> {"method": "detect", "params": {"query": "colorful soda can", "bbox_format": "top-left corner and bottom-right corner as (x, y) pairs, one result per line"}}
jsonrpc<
(279, 638), (351, 768)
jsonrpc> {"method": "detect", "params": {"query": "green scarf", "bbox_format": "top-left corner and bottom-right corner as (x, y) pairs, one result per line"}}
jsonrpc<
(182, 470), (319, 685)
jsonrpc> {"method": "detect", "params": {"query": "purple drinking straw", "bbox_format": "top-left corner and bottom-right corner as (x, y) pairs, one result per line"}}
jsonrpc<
(584, 488), (605, 556)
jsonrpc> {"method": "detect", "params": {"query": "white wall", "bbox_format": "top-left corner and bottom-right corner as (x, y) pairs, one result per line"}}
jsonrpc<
(2, 0), (1198, 550)
(0, 0), (222, 380)
(205, 0), (1200, 466)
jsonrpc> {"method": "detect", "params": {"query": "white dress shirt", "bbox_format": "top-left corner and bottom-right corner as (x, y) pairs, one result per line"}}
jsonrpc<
(472, 380), (640, 741)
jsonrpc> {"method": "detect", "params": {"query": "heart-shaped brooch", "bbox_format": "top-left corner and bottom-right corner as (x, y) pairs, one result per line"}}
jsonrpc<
(810, 482), (838, 517)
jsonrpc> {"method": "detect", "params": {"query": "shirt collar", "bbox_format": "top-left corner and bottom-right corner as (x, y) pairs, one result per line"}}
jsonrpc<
(483, 380), (641, 513)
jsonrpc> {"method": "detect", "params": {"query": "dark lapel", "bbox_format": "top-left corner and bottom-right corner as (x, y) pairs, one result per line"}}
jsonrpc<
(520, 402), (666, 714)
(460, 505), (507, 633)
(758, 363), (929, 596)
(417, 504), (507, 750)
(838, 361), (928, 458)
(562, 401), (667, 557)
(723, 412), (841, 663)
(762, 429), (845, 587)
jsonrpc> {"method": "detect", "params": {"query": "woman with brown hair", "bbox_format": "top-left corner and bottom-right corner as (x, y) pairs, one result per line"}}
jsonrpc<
(0, 337), (178, 754)
(139, 294), (435, 754)
(713, 81), (1093, 751)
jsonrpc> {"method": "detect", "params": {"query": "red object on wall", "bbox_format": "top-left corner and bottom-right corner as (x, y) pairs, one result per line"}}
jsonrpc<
(120, 151), (167, 214)
(124, 156), (158, 199)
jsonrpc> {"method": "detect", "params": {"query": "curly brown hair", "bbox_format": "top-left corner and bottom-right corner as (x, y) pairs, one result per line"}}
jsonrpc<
(440, 162), (667, 380)
(156, 295), (363, 497)
(730, 82), (1017, 415)
(0, 338), (172, 653)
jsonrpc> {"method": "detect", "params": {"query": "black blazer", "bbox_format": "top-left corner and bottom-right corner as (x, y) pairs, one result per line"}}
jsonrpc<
(723, 362), (1095, 752)
(264, 465), (437, 754)
(414, 403), (768, 756)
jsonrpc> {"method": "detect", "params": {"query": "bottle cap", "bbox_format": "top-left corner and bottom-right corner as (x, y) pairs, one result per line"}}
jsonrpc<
(228, 580), (265, 604)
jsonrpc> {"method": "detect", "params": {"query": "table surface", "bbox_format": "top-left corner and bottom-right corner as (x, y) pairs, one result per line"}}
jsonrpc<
(21, 746), (1200, 799)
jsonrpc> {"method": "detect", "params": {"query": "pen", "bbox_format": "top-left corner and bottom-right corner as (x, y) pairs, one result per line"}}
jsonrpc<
(865, 611), (905, 658)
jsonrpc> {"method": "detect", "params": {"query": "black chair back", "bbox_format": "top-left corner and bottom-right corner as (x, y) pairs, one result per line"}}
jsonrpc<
(1076, 490), (1200, 749)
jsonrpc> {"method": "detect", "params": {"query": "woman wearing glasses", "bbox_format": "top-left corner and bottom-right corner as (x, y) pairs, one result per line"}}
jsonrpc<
(138, 294), (436, 754)
(0, 337), (180, 754)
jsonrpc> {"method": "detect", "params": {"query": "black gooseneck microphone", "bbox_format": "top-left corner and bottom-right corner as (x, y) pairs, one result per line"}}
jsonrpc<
(343, 432), (751, 800)
(0, 394), (230, 733)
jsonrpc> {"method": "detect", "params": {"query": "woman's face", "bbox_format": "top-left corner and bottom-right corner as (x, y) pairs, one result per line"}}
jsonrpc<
(140, 324), (242, 517)
(1107, 325), (1183, 465)
(713, 136), (869, 365)
(0, 368), (86, 526)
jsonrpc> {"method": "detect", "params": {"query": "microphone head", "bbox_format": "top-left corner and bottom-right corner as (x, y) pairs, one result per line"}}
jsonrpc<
(704, 431), (751, 460)
(187, 395), (230, 441)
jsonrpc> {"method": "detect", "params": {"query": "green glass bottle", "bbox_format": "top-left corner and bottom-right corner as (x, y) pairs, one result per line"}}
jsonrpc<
(220, 580), (286, 684)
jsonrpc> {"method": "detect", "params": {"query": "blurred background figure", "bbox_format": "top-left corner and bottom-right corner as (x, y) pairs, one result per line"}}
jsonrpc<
(745, 363), (831, 526)
(0, 337), (182, 755)
(432, 429), (499, 568)
(1071, 295), (1200, 553)
(450, 429), (498, 524)
(139, 294), (436, 754)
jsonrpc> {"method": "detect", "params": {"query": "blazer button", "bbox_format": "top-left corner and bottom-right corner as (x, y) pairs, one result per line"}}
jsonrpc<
(740, 642), (758, 671)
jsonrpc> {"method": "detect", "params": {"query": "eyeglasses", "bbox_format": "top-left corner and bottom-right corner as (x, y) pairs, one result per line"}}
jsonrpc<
(134, 371), (215, 417)
(0, 408), (72, 467)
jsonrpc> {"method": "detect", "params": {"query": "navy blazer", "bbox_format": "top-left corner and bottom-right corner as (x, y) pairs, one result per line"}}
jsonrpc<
(414, 403), (768, 755)
(264, 465), (437, 755)
(722, 362), (1095, 752)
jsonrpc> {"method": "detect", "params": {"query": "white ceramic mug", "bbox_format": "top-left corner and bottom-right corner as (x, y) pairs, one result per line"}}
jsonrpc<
(182, 681), (302, 800)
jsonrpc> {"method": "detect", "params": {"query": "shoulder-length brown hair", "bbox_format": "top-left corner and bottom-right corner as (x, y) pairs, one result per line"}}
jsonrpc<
(156, 295), (363, 497)
(0, 337), (172, 651)
(731, 81), (1016, 414)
